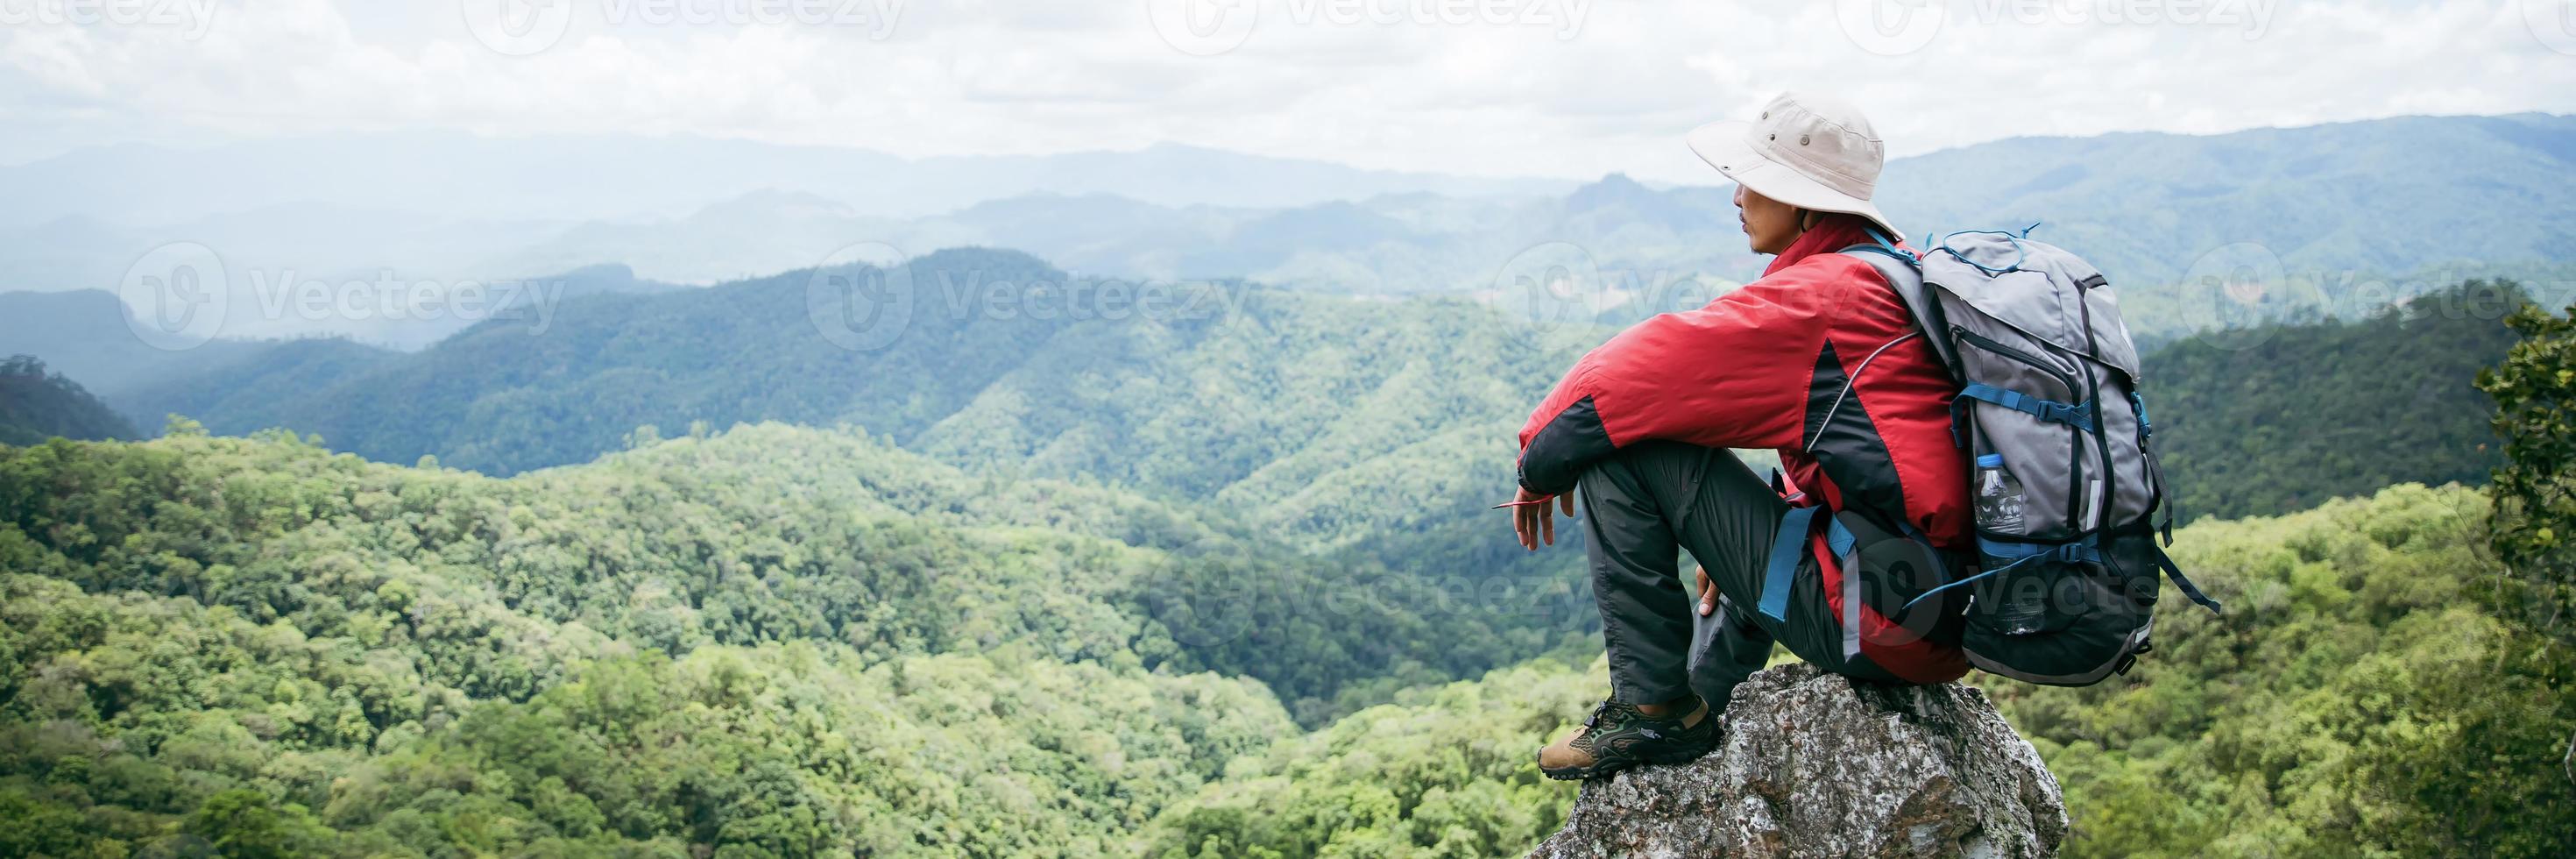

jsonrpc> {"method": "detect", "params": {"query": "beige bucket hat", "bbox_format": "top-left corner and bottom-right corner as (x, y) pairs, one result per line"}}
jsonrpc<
(1686, 91), (1900, 238)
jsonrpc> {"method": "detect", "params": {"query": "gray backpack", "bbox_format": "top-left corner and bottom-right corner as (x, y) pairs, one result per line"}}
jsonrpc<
(1844, 228), (2222, 686)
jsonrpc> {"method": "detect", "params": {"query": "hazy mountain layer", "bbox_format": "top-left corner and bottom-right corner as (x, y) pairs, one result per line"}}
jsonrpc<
(5, 114), (2569, 349)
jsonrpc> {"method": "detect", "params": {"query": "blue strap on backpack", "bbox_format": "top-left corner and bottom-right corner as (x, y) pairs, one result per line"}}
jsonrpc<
(1757, 506), (1859, 623)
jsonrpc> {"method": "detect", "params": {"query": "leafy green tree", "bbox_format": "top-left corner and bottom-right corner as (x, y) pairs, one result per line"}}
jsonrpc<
(188, 789), (330, 858)
(0, 786), (94, 857)
(2478, 298), (2576, 644)
(2476, 295), (2576, 787)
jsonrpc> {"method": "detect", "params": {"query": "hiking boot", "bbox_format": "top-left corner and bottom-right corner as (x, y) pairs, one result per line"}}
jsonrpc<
(1537, 698), (1719, 780)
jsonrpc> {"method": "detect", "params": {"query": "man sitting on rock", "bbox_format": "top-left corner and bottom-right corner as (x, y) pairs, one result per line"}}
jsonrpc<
(1507, 92), (1976, 780)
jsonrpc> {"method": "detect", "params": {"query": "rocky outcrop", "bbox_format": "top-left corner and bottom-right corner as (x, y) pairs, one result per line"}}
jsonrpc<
(1528, 664), (2066, 858)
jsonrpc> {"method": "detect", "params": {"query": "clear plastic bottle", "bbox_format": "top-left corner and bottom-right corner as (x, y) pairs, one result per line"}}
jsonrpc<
(1974, 454), (2045, 635)
(1995, 581), (2047, 635)
(1972, 454), (2027, 533)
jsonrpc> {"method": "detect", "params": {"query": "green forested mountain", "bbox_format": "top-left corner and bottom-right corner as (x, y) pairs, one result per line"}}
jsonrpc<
(1136, 485), (2576, 858)
(0, 356), (135, 446)
(108, 338), (401, 434)
(4, 245), (2562, 855)
(61, 250), (1607, 656)
(0, 422), (1585, 855)
(3, 422), (1570, 719)
(75, 245), (2530, 538)
(2147, 280), (2525, 521)
(8, 428), (2565, 855)
(99, 249), (1177, 475)
(93, 248), (1591, 493)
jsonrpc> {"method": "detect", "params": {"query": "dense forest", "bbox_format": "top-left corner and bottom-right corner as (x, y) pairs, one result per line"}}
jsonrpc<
(3, 245), (2572, 855)
(32, 248), (1610, 684)
(0, 356), (134, 447)
(0, 422), (1579, 855)
(4, 430), (2566, 856)
(2147, 280), (2525, 521)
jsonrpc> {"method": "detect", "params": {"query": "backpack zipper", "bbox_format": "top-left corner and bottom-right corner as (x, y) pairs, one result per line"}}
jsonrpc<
(2072, 279), (2119, 540)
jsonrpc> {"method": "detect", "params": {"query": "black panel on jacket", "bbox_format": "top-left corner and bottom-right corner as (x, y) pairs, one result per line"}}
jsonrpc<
(1803, 342), (1911, 531)
(1519, 395), (1613, 495)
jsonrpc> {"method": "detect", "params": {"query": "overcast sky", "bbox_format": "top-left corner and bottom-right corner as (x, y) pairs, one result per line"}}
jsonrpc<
(4, 0), (2573, 182)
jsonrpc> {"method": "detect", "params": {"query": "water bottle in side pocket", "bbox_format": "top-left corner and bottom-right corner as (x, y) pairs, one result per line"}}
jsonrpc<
(1972, 454), (2046, 635)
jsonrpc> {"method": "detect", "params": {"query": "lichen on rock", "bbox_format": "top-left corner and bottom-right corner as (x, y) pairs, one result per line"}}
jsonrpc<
(1528, 664), (2066, 858)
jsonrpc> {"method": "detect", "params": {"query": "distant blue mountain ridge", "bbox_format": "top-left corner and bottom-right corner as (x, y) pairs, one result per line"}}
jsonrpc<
(3, 112), (2569, 364)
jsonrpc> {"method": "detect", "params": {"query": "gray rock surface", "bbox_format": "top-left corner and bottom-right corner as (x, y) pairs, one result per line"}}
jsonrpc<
(1528, 664), (2066, 858)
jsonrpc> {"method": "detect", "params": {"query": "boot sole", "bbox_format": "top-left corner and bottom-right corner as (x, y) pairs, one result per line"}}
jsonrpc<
(1539, 742), (1716, 781)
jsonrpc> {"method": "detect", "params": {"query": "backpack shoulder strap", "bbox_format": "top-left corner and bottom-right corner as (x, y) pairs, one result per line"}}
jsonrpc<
(1838, 240), (1957, 374)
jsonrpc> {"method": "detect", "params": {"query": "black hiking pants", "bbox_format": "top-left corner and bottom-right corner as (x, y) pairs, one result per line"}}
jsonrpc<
(1578, 440), (1904, 709)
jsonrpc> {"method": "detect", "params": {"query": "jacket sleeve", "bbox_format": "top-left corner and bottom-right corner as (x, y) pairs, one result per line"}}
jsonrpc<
(1515, 274), (1848, 495)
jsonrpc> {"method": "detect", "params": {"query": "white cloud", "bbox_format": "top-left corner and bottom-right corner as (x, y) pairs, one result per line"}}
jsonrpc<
(1, 0), (2571, 181)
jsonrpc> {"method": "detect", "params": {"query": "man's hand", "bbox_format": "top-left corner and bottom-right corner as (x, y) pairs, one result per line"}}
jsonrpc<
(1506, 486), (1576, 550)
(1695, 565), (1718, 616)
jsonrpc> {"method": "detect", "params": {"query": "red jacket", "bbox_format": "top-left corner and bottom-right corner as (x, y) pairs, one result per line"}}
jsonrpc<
(1516, 216), (1971, 683)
